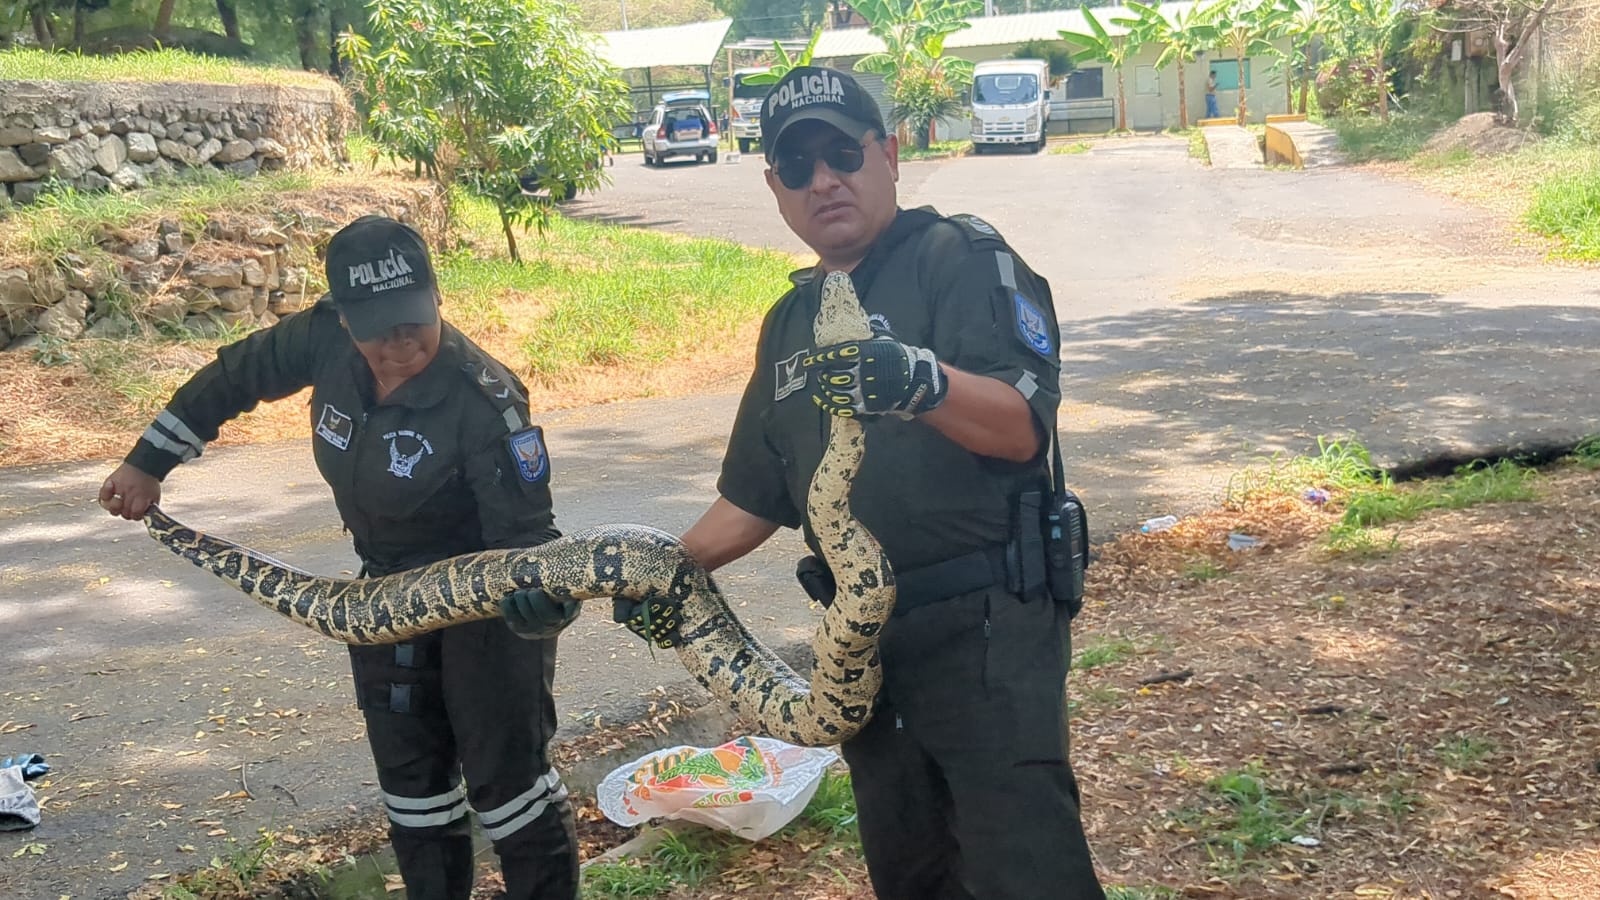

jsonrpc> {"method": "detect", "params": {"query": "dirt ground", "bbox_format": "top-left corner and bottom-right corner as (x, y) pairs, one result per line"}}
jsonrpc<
(580, 464), (1599, 900)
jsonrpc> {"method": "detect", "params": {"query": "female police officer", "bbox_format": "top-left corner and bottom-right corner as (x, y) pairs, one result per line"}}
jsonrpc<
(661, 67), (1105, 899)
(99, 216), (580, 899)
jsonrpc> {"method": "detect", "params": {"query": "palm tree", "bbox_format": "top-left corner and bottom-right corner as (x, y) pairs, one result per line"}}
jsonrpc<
(1123, 0), (1222, 130)
(1059, 5), (1145, 133)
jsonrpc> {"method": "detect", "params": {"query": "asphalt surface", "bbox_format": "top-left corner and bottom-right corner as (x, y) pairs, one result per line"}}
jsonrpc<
(4, 135), (1598, 898)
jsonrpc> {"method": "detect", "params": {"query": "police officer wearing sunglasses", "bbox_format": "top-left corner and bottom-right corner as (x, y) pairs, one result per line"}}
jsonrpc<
(660, 66), (1105, 898)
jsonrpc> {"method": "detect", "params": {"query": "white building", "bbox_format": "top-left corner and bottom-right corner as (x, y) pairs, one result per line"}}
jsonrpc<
(809, 4), (1296, 137)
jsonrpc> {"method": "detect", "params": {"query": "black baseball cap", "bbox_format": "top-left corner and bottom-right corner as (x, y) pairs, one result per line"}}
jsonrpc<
(324, 216), (439, 341)
(760, 66), (887, 163)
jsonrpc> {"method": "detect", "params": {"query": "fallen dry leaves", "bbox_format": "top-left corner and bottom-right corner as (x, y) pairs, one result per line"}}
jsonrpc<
(583, 466), (1598, 900)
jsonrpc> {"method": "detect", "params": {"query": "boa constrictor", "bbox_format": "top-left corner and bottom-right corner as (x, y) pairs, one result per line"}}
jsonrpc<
(141, 271), (896, 747)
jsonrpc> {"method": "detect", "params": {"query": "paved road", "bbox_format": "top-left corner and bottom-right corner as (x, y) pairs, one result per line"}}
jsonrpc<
(5, 136), (1598, 898)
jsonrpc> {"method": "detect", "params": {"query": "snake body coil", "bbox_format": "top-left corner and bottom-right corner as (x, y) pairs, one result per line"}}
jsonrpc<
(143, 272), (895, 747)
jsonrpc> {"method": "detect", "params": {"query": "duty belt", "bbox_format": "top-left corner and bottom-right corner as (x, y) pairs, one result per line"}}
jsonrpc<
(798, 542), (1028, 617)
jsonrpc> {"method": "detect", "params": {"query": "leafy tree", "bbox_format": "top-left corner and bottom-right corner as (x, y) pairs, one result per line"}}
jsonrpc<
(1059, 5), (1145, 132)
(1011, 37), (1076, 79)
(1428, 0), (1560, 124)
(340, 0), (631, 261)
(853, 0), (981, 149)
(712, 0), (828, 40)
(1273, 0), (1324, 114)
(1210, 0), (1290, 124)
(1122, 0), (1220, 129)
(1323, 0), (1415, 123)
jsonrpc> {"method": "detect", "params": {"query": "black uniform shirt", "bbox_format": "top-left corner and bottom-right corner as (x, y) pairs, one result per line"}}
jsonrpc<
(717, 207), (1063, 571)
(125, 296), (557, 577)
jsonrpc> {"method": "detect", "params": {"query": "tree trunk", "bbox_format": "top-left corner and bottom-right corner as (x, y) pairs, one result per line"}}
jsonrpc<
(1235, 54), (1246, 126)
(295, 2), (323, 71)
(1298, 81), (1309, 115)
(1177, 66), (1188, 130)
(1375, 50), (1389, 123)
(1116, 65), (1127, 131)
(499, 207), (522, 263)
(155, 0), (177, 35)
(328, 3), (348, 78)
(31, 4), (55, 49)
(216, 0), (241, 41)
(73, 1), (87, 47)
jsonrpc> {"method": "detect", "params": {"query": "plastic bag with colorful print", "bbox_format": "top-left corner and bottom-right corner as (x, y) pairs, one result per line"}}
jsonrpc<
(595, 736), (839, 841)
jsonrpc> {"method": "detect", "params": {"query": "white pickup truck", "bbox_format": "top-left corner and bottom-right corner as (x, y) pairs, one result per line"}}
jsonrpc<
(970, 58), (1052, 154)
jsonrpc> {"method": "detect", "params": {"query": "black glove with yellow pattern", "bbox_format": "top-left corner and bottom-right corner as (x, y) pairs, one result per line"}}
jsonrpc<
(802, 338), (948, 420)
(612, 595), (684, 649)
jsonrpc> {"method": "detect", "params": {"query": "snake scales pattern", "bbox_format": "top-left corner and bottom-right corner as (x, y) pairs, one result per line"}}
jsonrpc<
(141, 271), (896, 747)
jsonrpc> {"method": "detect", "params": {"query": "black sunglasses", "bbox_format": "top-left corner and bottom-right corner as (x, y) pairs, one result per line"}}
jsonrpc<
(773, 138), (874, 190)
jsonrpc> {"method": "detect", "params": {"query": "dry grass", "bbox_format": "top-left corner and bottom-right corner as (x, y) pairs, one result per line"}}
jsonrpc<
(572, 464), (1600, 899)
(1064, 463), (1600, 898)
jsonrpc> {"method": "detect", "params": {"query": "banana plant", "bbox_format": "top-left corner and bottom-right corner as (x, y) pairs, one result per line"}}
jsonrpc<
(1210, 0), (1290, 125)
(851, 0), (980, 149)
(1059, 5), (1146, 133)
(739, 27), (822, 87)
(1122, 0), (1223, 130)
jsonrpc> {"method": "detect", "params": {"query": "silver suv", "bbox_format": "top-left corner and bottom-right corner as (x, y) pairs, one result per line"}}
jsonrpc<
(642, 92), (719, 166)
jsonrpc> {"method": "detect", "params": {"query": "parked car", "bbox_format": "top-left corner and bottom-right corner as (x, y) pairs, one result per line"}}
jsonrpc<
(642, 92), (719, 166)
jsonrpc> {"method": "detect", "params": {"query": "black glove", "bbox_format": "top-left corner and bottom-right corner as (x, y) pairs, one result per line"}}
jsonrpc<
(612, 595), (684, 649)
(802, 338), (948, 419)
(501, 588), (580, 640)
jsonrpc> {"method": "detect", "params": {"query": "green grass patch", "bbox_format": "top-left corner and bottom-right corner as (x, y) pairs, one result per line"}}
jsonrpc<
(1411, 146), (1476, 170)
(446, 195), (793, 379)
(0, 47), (333, 88)
(1433, 734), (1496, 773)
(1328, 113), (1444, 163)
(1227, 435), (1385, 505)
(4, 168), (317, 264)
(899, 140), (970, 161)
(1572, 435), (1600, 469)
(1050, 141), (1092, 156)
(1183, 558), (1226, 581)
(1184, 128), (1211, 165)
(1342, 459), (1538, 529)
(1525, 164), (1600, 260)
(1074, 634), (1139, 671)
(581, 768), (859, 899)
(1173, 764), (1309, 874)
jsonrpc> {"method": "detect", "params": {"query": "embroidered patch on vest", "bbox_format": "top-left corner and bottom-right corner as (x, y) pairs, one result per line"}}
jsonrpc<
(508, 426), (549, 483)
(315, 404), (353, 451)
(384, 430), (434, 479)
(1013, 292), (1054, 358)
(774, 349), (807, 402)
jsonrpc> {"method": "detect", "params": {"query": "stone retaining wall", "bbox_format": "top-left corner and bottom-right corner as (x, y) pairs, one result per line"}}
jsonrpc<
(0, 79), (352, 204)
(0, 183), (446, 352)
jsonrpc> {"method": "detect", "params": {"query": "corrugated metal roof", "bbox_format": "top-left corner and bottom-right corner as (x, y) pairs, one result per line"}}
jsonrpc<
(812, 3), (1200, 59)
(594, 18), (733, 70)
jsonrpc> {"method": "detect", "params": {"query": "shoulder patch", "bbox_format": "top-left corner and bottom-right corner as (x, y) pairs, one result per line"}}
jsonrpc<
(1012, 291), (1055, 358)
(946, 213), (1007, 245)
(508, 426), (550, 483)
(459, 357), (526, 410)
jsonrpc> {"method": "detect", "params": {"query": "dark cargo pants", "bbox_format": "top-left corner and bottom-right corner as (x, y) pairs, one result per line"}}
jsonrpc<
(349, 617), (579, 900)
(840, 584), (1105, 900)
